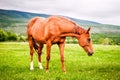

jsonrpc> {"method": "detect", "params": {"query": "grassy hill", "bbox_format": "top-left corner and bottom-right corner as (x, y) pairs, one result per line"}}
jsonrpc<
(0, 9), (120, 34)
(0, 9), (50, 33)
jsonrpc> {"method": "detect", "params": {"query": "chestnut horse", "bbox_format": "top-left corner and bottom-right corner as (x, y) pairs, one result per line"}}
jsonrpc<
(27, 16), (94, 72)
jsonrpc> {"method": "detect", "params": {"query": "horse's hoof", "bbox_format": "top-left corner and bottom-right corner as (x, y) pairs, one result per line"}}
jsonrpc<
(39, 66), (43, 70)
(30, 68), (34, 71)
(46, 70), (49, 73)
(63, 71), (66, 74)
(38, 62), (43, 70)
(63, 70), (66, 74)
(62, 69), (66, 73)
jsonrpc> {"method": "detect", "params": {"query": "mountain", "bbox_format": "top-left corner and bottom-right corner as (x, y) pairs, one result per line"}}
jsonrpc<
(0, 9), (50, 19)
(0, 9), (100, 25)
(0, 9), (120, 34)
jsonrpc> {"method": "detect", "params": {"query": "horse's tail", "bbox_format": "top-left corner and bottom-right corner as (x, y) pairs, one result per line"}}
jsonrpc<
(32, 37), (39, 52)
(27, 17), (40, 52)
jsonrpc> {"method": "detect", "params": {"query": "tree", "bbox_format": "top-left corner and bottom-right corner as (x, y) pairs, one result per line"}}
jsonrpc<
(0, 29), (7, 41)
(6, 31), (18, 41)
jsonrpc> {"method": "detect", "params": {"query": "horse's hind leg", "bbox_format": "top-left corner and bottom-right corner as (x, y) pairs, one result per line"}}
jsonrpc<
(38, 44), (44, 69)
(28, 37), (34, 70)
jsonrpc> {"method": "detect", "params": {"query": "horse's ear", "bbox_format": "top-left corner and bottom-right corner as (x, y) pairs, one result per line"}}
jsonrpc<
(86, 27), (91, 33)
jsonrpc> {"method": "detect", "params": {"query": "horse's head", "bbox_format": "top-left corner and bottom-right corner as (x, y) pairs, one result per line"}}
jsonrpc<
(77, 28), (94, 56)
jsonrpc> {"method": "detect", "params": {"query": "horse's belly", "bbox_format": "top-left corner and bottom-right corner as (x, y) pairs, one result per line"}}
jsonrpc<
(52, 37), (65, 44)
(33, 36), (46, 44)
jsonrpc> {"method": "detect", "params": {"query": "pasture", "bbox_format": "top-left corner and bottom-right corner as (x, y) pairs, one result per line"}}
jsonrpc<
(0, 42), (120, 80)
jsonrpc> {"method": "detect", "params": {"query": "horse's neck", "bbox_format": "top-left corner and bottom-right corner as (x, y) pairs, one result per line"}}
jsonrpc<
(60, 25), (86, 37)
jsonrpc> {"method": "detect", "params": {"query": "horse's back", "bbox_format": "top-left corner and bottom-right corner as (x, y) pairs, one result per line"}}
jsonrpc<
(27, 16), (76, 43)
(43, 16), (75, 36)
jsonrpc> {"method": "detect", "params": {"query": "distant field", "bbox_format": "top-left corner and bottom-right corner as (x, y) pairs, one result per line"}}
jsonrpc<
(0, 42), (120, 80)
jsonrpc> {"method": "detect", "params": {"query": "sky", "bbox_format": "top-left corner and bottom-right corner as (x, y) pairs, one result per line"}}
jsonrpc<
(0, 0), (120, 25)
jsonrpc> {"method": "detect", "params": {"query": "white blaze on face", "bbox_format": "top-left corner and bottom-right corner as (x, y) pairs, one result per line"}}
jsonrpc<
(30, 61), (34, 70)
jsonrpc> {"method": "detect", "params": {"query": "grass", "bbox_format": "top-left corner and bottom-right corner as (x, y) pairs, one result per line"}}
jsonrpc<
(0, 42), (120, 80)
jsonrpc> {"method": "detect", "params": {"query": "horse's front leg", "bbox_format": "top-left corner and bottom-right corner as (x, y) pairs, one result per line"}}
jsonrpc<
(58, 41), (66, 72)
(46, 41), (52, 72)
(38, 44), (44, 69)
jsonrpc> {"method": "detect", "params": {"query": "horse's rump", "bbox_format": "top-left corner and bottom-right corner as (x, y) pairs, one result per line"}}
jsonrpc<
(27, 17), (46, 35)
(27, 17), (46, 51)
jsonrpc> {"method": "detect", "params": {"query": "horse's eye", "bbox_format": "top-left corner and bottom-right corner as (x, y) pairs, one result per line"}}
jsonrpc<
(87, 38), (91, 43)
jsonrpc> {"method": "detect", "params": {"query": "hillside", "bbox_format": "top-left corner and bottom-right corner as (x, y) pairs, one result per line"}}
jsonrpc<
(0, 9), (120, 34)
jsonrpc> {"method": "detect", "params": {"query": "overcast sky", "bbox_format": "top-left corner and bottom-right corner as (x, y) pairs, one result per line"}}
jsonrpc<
(0, 0), (120, 25)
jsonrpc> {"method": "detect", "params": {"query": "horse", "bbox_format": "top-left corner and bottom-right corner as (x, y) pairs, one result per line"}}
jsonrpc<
(27, 16), (94, 72)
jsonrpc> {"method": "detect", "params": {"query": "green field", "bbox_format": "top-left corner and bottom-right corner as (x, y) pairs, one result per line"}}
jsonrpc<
(0, 42), (120, 80)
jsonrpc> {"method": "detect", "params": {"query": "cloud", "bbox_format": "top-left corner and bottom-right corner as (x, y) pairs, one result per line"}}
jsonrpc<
(0, 0), (120, 25)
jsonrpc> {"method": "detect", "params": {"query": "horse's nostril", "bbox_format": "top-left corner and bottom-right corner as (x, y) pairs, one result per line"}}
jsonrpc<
(88, 52), (93, 56)
(88, 54), (92, 56)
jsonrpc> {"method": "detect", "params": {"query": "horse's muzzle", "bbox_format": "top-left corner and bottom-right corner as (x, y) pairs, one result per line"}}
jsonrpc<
(88, 52), (93, 56)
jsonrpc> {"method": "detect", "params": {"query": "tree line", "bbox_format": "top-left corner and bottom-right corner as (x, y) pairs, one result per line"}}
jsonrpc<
(0, 29), (27, 41)
(0, 29), (120, 45)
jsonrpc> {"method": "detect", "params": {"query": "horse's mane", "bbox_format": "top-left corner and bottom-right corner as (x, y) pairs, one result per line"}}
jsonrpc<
(73, 25), (86, 35)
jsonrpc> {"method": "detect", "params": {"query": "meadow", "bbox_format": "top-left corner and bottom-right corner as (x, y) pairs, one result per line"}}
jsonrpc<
(0, 42), (120, 80)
